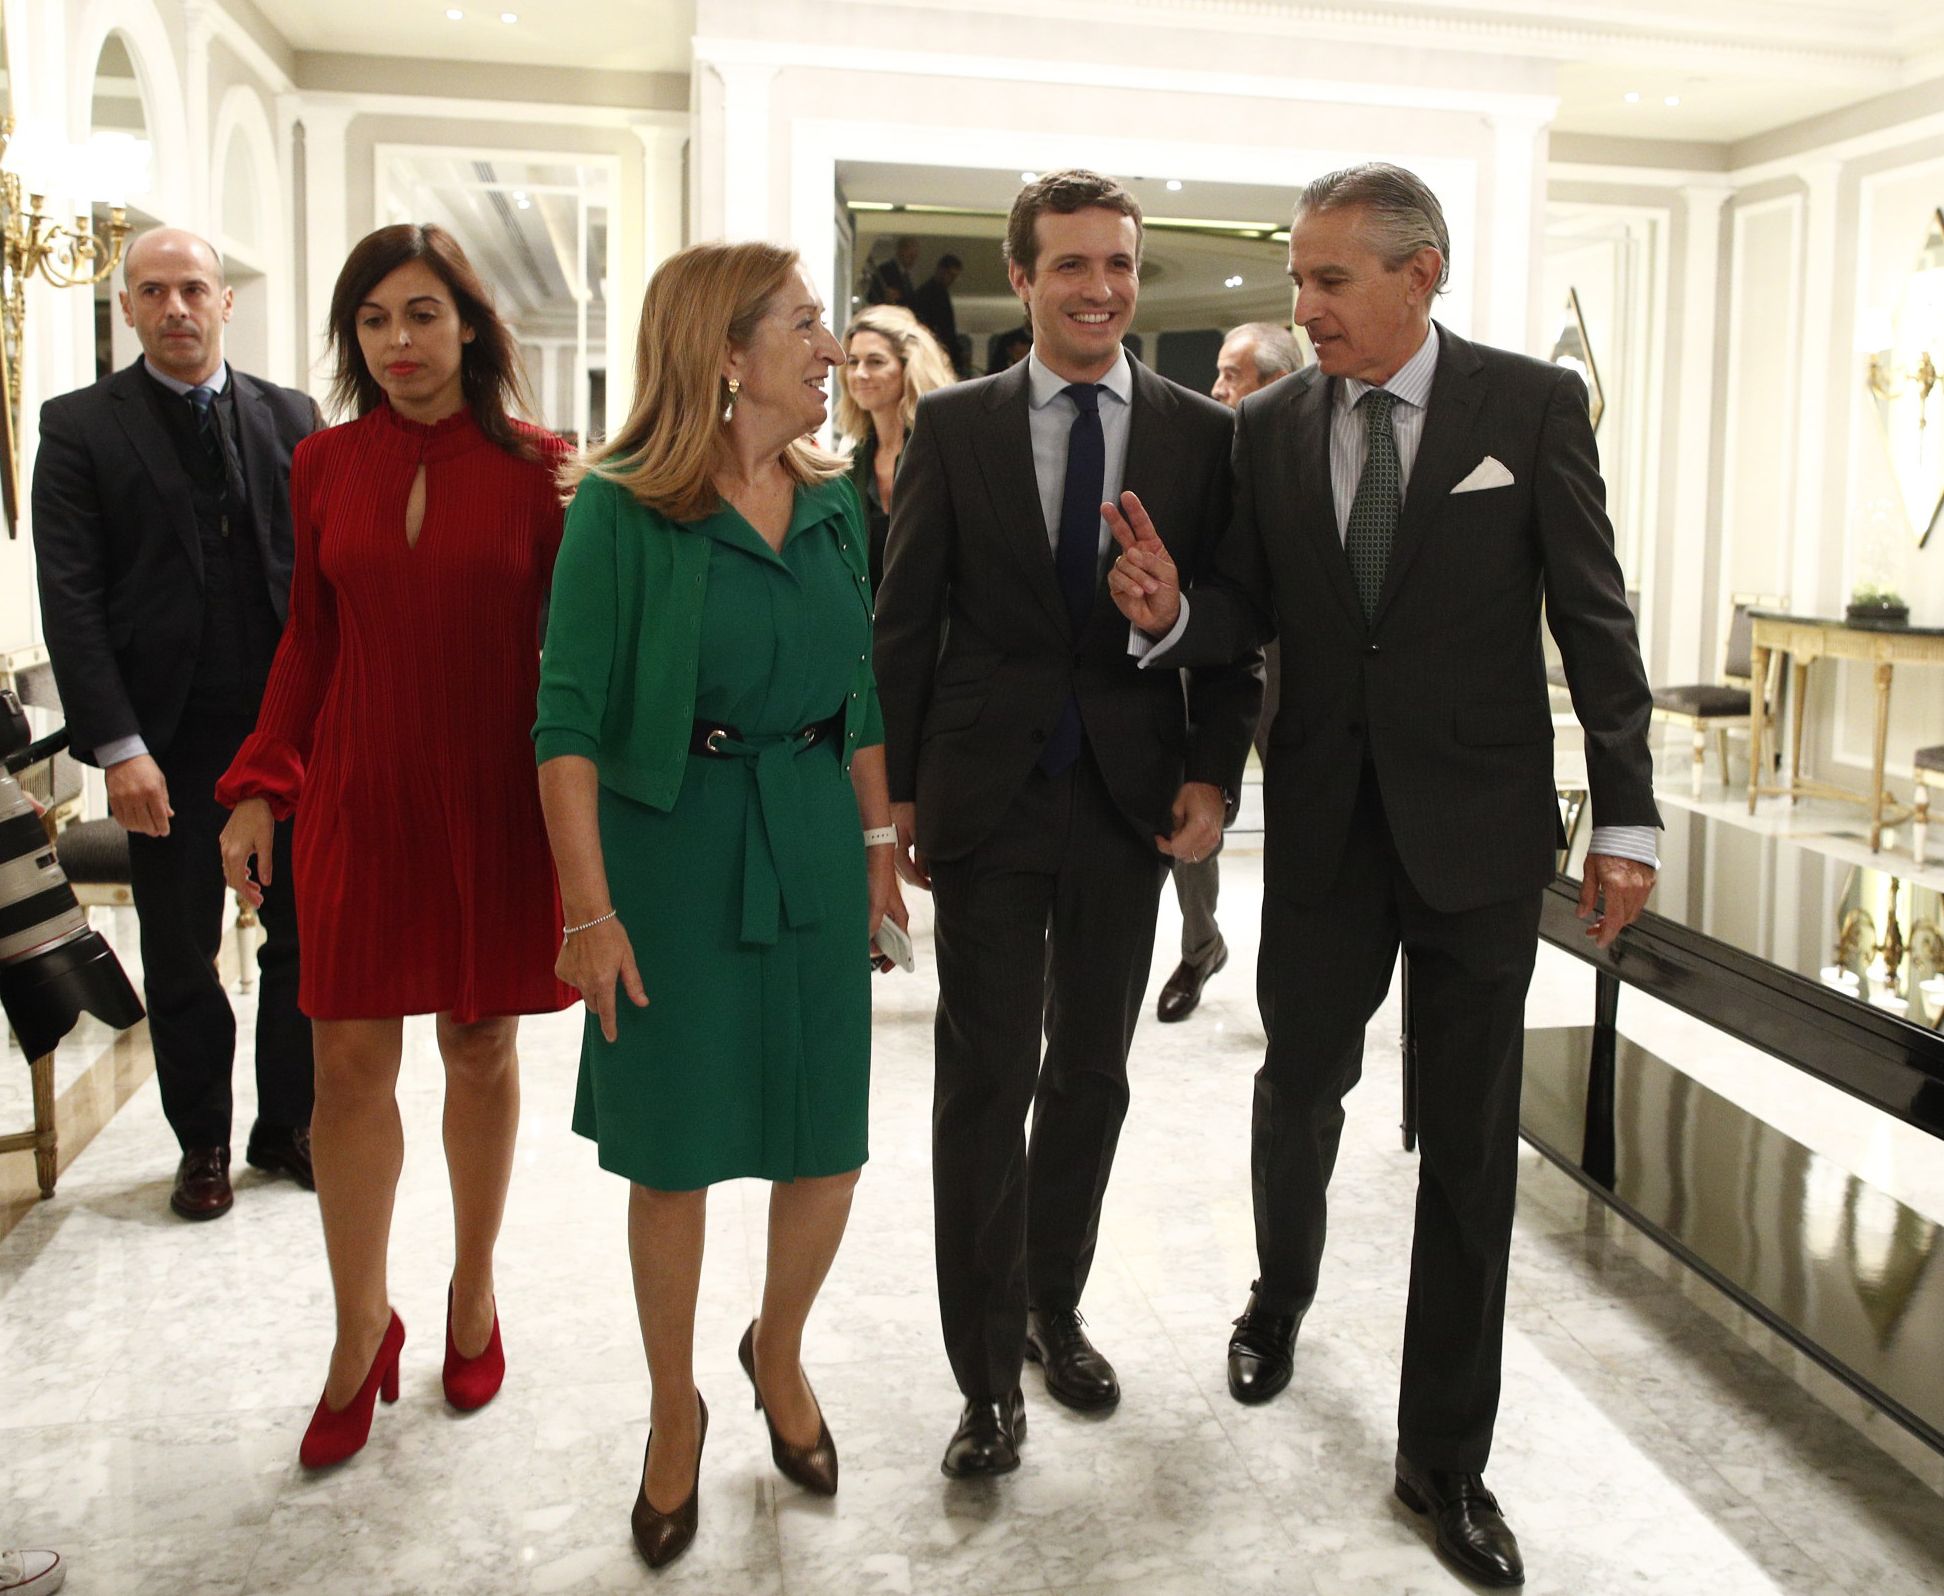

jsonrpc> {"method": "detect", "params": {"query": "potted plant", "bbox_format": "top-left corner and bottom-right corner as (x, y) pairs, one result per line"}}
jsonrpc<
(1846, 582), (1911, 627)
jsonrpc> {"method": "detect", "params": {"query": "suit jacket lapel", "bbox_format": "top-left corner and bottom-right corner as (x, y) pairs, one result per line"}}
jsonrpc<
(231, 373), (280, 568)
(1289, 371), (1362, 630)
(1373, 325), (1484, 625)
(970, 361), (1070, 636)
(107, 362), (202, 582)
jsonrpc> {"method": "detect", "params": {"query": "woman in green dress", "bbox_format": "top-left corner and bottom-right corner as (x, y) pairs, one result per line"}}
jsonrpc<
(534, 241), (905, 1570)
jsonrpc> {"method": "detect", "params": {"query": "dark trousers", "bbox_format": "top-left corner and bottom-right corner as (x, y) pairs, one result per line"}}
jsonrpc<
(929, 747), (1168, 1401)
(1253, 762), (1540, 1473)
(1170, 638), (1280, 965)
(125, 711), (312, 1151)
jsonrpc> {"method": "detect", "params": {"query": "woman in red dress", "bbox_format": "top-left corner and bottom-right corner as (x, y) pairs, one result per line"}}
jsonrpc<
(216, 224), (573, 1467)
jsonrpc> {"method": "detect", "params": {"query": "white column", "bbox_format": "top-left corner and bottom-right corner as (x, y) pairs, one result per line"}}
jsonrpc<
(1790, 161), (1843, 615)
(631, 122), (687, 273)
(1484, 112), (1550, 354)
(181, 0), (215, 229)
(1666, 184), (1733, 683)
(712, 60), (779, 243)
(296, 102), (356, 411)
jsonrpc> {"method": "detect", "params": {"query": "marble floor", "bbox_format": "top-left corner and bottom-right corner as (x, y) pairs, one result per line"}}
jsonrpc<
(3, 851), (1944, 1595)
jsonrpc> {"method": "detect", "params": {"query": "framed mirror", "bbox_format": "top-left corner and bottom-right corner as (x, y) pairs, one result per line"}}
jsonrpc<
(1864, 208), (1944, 548)
(1549, 287), (1605, 433)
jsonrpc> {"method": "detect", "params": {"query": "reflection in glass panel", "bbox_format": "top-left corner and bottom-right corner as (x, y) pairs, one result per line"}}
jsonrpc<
(378, 154), (610, 446)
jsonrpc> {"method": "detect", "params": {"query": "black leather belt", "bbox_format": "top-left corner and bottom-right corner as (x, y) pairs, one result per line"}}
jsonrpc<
(687, 710), (843, 759)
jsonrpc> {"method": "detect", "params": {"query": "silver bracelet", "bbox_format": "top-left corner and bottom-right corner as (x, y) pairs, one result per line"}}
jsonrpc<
(562, 909), (619, 936)
(862, 825), (898, 847)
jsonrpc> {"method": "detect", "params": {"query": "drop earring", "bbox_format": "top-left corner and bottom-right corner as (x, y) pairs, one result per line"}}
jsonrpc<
(722, 377), (740, 424)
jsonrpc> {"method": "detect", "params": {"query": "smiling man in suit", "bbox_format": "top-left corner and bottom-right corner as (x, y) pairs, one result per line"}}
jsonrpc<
(33, 227), (320, 1222)
(1106, 164), (1659, 1587)
(875, 170), (1260, 1477)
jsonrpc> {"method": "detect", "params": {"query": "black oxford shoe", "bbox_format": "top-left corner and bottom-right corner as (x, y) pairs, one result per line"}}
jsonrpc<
(245, 1121), (315, 1191)
(1226, 1283), (1301, 1404)
(1394, 1451), (1525, 1588)
(1156, 941), (1229, 1023)
(170, 1147), (234, 1221)
(941, 1388), (1025, 1478)
(1024, 1307), (1120, 1411)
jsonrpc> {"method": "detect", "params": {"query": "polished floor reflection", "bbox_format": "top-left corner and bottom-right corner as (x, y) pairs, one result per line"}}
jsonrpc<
(2, 853), (1942, 1594)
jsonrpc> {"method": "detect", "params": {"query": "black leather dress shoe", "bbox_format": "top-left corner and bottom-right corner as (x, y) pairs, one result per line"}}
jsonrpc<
(941, 1388), (1025, 1477)
(245, 1122), (315, 1191)
(1156, 941), (1229, 1023)
(1394, 1452), (1525, 1588)
(1226, 1282), (1301, 1404)
(170, 1147), (234, 1221)
(1025, 1307), (1120, 1410)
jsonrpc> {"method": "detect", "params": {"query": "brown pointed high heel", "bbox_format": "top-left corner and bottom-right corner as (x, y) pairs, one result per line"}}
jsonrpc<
(738, 1319), (838, 1496)
(631, 1393), (707, 1570)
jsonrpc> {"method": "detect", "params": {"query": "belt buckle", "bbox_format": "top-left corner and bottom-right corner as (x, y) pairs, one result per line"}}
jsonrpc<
(705, 727), (729, 754)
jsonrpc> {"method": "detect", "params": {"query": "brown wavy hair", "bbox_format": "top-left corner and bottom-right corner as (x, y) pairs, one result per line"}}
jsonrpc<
(565, 241), (844, 520)
(325, 223), (538, 459)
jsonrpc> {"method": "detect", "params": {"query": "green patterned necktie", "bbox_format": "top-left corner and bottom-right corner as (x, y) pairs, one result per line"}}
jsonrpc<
(1345, 388), (1401, 621)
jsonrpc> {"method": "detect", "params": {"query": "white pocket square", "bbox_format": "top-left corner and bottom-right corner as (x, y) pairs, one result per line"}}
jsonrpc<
(1452, 456), (1514, 494)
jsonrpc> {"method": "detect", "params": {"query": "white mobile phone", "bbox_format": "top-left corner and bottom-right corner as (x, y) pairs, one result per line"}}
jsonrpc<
(873, 916), (915, 972)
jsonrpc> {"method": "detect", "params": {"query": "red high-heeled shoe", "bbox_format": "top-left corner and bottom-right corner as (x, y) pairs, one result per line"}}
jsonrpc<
(442, 1285), (504, 1412)
(299, 1310), (405, 1469)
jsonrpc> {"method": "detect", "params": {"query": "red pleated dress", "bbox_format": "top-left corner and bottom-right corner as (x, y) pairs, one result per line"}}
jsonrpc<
(216, 402), (576, 1022)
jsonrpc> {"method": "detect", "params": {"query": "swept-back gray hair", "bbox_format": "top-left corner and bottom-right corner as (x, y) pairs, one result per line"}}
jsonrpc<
(1226, 322), (1306, 381)
(1294, 162), (1450, 295)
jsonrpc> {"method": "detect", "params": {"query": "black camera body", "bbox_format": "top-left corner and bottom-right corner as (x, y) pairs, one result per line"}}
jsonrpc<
(0, 689), (145, 1060)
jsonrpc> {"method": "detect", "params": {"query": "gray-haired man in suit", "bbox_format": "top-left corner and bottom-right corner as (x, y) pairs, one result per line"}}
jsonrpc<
(1108, 164), (1658, 1587)
(1157, 321), (1305, 1024)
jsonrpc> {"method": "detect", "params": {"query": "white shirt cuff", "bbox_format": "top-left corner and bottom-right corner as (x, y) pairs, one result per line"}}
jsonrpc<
(1129, 595), (1192, 668)
(96, 734), (150, 768)
(1587, 824), (1658, 869)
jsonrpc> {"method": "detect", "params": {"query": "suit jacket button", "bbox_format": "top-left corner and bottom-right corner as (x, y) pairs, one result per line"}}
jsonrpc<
(1367, 642), (1380, 654)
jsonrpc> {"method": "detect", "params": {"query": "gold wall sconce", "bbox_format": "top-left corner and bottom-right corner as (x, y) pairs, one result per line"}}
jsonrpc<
(0, 116), (149, 536)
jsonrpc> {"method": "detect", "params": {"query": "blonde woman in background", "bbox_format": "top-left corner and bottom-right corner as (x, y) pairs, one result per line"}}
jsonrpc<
(832, 304), (955, 595)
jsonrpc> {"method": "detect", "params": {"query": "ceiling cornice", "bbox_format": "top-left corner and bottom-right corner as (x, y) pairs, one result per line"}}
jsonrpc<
(853, 0), (1906, 80)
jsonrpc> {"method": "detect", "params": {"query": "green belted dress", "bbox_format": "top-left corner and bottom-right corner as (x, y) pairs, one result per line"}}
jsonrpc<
(534, 474), (881, 1191)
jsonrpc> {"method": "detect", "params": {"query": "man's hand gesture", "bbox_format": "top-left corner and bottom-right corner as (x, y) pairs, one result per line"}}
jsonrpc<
(1104, 492), (1181, 637)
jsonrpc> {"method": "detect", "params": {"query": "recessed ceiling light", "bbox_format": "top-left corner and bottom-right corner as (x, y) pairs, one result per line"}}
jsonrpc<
(1664, 94), (1681, 106)
(500, 9), (517, 19)
(1623, 91), (1641, 104)
(1166, 179), (1182, 191)
(1224, 274), (1244, 288)
(1020, 171), (1038, 183)
(445, 7), (463, 18)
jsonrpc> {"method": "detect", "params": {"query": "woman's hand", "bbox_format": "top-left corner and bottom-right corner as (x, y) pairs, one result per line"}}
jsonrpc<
(867, 845), (908, 972)
(556, 916), (649, 1043)
(218, 798), (276, 908)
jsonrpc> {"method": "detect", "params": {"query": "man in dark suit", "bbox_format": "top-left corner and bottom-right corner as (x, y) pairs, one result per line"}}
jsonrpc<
(1107, 164), (1659, 1587)
(876, 170), (1261, 1478)
(32, 228), (321, 1222)
(910, 253), (968, 376)
(868, 235), (920, 306)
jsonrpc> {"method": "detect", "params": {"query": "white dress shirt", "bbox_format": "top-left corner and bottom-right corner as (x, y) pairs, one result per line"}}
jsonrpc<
(1025, 344), (1134, 560)
(1143, 325), (1656, 868)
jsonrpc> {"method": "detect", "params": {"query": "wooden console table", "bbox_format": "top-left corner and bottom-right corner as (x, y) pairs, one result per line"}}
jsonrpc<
(1745, 610), (1944, 850)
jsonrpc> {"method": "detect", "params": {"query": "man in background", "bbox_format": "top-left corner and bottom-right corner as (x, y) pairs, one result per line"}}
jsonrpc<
(1157, 321), (1305, 1023)
(870, 235), (921, 305)
(32, 228), (321, 1222)
(911, 253), (969, 376)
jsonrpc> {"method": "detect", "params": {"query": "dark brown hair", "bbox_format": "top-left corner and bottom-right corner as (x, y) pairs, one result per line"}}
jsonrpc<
(326, 223), (538, 459)
(1003, 169), (1144, 279)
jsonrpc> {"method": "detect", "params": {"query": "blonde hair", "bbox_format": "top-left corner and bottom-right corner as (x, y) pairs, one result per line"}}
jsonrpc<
(833, 305), (956, 445)
(565, 241), (845, 519)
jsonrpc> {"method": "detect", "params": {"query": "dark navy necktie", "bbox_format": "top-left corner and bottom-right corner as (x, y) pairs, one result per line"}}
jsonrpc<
(186, 383), (247, 527)
(187, 384), (222, 466)
(1040, 382), (1106, 777)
